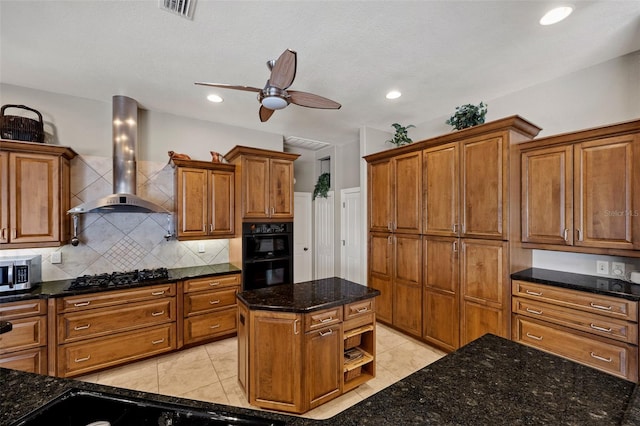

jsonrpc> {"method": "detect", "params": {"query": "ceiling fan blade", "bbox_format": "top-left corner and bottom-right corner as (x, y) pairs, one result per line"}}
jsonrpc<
(259, 105), (275, 122)
(194, 82), (261, 93)
(288, 91), (341, 109)
(269, 49), (297, 90)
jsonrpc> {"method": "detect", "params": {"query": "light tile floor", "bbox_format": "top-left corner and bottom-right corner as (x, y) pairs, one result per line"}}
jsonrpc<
(77, 324), (446, 420)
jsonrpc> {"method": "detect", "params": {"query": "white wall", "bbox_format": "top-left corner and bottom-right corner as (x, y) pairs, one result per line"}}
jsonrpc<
(360, 51), (640, 278)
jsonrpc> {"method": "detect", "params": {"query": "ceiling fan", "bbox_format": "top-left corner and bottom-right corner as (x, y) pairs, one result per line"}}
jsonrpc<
(195, 49), (341, 122)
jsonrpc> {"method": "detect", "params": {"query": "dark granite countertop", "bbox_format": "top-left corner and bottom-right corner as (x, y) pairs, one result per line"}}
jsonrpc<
(0, 263), (241, 304)
(511, 267), (640, 301)
(2, 334), (639, 425)
(237, 277), (380, 313)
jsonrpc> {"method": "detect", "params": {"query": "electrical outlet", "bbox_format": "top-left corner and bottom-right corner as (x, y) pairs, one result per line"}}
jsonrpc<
(51, 252), (62, 264)
(611, 262), (625, 277)
(198, 242), (205, 253)
(596, 260), (609, 275)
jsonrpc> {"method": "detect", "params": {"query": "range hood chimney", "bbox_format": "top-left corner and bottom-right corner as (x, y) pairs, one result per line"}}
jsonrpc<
(68, 96), (169, 214)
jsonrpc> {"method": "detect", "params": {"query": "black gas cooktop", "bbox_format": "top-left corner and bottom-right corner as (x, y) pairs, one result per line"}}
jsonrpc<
(67, 268), (169, 291)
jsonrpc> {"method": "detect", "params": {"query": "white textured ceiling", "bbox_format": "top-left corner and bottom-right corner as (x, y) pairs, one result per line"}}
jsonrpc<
(1, 1), (639, 145)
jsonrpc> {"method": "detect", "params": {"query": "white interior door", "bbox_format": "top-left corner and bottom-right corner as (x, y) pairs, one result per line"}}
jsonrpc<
(293, 192), (312, 283)
(314, 191), (335, 279)
(340, 188), (362, 284)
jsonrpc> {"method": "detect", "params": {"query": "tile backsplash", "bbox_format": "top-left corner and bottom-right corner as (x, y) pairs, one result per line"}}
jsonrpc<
(2, 155), (229, 281)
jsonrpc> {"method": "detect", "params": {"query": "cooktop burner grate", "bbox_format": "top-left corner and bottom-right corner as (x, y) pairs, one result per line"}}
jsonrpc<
(67, 267), (169, 290)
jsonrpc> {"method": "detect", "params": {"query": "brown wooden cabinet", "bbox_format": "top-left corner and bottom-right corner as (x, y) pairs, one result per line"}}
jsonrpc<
(224, 146), (299, 221)
(423, 142), (459, 236)
(512, 280), (639, 382)
(0, 299), (47, 374)
(0, 140), (76, 248)
(305, 322), (342, 409)
(519, 122), (640, 254)
(182, 273), (241, 345)
(54, 284), (177, 377)
(174, 159), (235, 240)
(392, 234), (422, 337)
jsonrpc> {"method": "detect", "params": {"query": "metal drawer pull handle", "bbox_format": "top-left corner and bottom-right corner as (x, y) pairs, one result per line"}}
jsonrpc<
(209, 300), (221, 305)
(152, 338), (165, 345)
(525, 290), (543, 296)
(74, 301), (91, 307)
(74, 324), (91, 331)
(319, 329), (333, 337)
(356, 307), (369, 313)
(590, 352), (612, 363)
(526, 333), (543, 341)
(209, 281), (220, 286)
(563, 228), (569, 241)
(151, 291), (165, 296)
(151, 310), (165, 317)
(319, 317), (334, 323)
(590, 302), (613, 311)
(525, 308), (543, 315)
(293, 319), (299, 335)
(590, 324), (613, 333)
(75, 355), (91, 363)
(209, 324), (221, 329)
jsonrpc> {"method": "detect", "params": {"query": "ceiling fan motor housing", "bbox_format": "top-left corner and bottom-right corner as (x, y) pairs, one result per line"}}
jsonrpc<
(259, 86), (289, 110)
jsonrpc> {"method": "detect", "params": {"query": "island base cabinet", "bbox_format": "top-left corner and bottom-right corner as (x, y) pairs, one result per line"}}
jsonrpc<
(306, 323), (342, 409)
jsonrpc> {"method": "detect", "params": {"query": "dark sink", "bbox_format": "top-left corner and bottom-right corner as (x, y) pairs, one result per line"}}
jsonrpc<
(10, 388), (285, 426)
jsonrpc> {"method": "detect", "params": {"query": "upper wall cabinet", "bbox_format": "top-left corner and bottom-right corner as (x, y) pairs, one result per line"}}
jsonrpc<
(173, 159), (235, 240)
(1, 140), (77, 249)
(520, 120), (640, 254)
(225, 146), (299, 221)
(423, 142), (459, 237)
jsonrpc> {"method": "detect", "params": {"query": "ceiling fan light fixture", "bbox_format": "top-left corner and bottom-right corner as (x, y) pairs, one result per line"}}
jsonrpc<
(539, 6), (573, 25)
(261, 95), (288, 110)
(207, 94), (223, 103)
(386, 90), (402, 100)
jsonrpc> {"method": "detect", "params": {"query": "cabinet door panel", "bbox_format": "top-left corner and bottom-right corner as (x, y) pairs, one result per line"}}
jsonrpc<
(461, 301), (504, 345)
(1, 152), (9, 244)
(210, 170), (234, 236)
(270, 159), (294, 218)
(369, 233), (392, 277)
(394, 152), (422, 234)
(393, 235), (422, 336)
(305, 324), (342, 409)
(242, 156), (270, 219)
(369, 275), (392, 324)
(177, 168), (208, 238)
(9, 153), (59, 243)
(461, 136), (506, 239)
(522, 145), (573, 244)
(368, 160), (392, 232)
(423, 143), (459, 236)
(460, 239), (507, 305)
(574, 136), (636, 249)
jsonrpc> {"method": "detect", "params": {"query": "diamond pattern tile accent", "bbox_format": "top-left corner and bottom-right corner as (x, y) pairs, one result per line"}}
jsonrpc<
(104, 236), (147, 271)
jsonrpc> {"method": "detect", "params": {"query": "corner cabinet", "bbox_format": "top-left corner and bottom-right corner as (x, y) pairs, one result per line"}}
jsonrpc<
(520, 123), (640, 254)
(224, 146), (299, 221)
(1, 140), (77, 248)
(173, 159), (235, 240)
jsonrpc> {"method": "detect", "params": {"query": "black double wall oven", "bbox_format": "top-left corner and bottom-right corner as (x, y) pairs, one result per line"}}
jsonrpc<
(242, 222), (293, 291)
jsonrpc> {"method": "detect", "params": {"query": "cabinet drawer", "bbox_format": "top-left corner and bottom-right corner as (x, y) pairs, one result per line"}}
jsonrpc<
(305, 307), (342, 332)
(183, 274), (240, 293)
(513, 316), (638, 381)
(0, 347), (47, 374)
(344, 299), (375, 320)
(184, 288), (238, 316)
(57, 284), (175, 313)
(58, 323), (176, 377)
(0, 299), (46, 320)
(0, 316), (46, 354)
(58, 299), (176, 343)
(184, 307), (237, 344)
(512, 280), (638, 322)
(513, 297), (638, 344)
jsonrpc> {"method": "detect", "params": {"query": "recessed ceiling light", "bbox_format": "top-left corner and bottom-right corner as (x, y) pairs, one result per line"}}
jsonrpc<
(386, 90), (402, 100)
(207, 94), (223, 103)
(539, 6), (573, 25)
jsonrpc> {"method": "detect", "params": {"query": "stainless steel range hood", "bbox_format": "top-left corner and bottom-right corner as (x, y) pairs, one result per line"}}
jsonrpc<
(68, 96), (169, 214)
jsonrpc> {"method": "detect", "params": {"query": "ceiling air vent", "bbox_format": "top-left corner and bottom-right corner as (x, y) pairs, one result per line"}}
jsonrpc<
(159, 0), (196, 20)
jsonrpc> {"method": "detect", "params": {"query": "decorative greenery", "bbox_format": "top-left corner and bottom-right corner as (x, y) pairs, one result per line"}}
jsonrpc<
(386, 123), (416, 147)
(445, 102), (488, 130)
(313, 172), (331, 200)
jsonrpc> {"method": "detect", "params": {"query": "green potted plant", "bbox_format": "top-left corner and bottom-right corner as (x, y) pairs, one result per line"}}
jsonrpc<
(313, 172), (330, 200)
(445, 102), (488, 130)
(386, 123), (415, 147)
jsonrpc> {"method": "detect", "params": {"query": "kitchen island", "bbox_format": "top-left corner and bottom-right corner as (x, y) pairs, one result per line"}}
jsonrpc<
(2, 333), (640, 425)
(236, 278), (380, 414)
